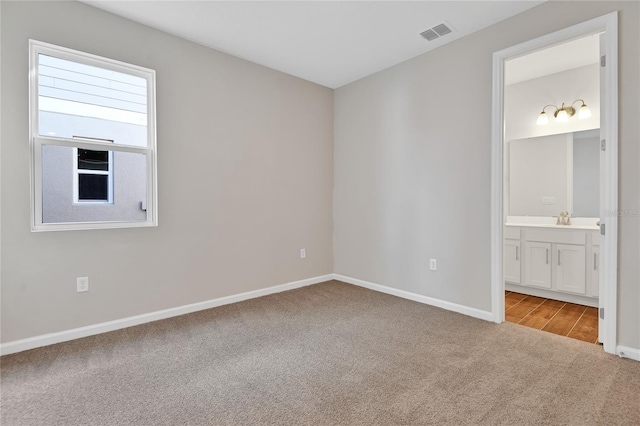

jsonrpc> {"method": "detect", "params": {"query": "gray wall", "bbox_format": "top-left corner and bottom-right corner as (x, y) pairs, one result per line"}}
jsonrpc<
(334, 1), (639, 349)
(1, 1), (333, 342)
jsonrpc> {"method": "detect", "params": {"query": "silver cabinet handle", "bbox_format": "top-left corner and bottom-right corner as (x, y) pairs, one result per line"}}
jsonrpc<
(594, 253), (597, 270)
(546, 249), (549, 264)
(516, 246), (519, 261)
(558, 250), (561, 266)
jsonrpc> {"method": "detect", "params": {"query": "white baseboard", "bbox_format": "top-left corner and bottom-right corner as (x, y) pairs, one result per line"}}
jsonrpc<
(617, 345), (640, 362)
(333, 274), (494, 322)
(6, 272), (634, 362)
(0, 274), (334, 356)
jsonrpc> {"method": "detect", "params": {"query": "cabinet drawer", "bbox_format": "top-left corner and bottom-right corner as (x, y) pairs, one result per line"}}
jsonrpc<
(525, 229), (585, 245)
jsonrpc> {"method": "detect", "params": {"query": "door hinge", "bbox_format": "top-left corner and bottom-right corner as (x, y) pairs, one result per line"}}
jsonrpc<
(600, 223), (606, 236)
(601, 139), (606, 151)
(601, 55), (606, 67)
(599, 307), (605, 319)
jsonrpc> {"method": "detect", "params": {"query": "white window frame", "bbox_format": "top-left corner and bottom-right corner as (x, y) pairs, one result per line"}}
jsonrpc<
(72, 148), (114, 204)
(29, 40), (157, 231)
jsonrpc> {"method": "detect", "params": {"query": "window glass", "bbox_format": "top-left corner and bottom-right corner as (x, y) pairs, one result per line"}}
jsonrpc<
(41, 145), (148, 224)
(38, 54), (148, 147)
(78, 174), (109, 201)
(75, 148), (112, 203)
(78, 149), (109, 171)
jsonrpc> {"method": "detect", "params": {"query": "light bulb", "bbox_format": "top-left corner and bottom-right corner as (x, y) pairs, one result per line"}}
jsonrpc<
(578, 104), (592, 119)
(536, 112), (548, 125)
(556, 109), (569, 123)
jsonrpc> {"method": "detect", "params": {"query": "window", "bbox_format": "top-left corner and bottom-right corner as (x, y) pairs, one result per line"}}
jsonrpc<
(74, 149), (113, 203)
(29, 40), (157, 231)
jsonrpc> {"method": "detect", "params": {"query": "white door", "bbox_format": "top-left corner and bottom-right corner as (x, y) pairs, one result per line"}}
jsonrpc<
(556, 244), (587, 294)
(504, 239), (521, 284)
(525, 242), (551, 289)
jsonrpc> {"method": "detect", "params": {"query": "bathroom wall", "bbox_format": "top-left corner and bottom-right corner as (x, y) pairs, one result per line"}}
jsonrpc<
(505, 63), (600, 142)
(504, 62), (600, 219)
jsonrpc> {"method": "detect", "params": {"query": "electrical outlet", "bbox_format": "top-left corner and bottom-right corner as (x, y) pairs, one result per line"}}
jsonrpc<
(429, 259), (437, 271)
(77, 277), (89, 293)
(300, 248), (306, 259)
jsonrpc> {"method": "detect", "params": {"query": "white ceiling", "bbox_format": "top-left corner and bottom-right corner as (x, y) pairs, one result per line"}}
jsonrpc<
(505, 34), (601, 85)
(83, 0), (544, 89)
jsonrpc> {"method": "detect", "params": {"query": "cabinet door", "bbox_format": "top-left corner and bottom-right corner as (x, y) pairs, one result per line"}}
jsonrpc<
(504, 239), (521, 284)
(525, 242), (551, 289)
(590, 246), (600, 298)
(556, 244), (587, 294)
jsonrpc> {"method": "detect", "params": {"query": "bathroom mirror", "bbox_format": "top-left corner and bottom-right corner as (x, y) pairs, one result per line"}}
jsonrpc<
(508, 129), (599, 218)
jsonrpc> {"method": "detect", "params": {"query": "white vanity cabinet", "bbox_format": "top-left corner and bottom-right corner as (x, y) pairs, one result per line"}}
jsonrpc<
(555, 244), (586, 294)
(504, 225), (599, 307)
(504, 227), (521, 284)
(524, 241), (551, 289)
(504, 239), (521, 284)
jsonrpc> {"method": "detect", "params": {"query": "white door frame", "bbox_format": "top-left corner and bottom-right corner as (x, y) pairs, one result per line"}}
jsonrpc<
(490, 12), (619, 355)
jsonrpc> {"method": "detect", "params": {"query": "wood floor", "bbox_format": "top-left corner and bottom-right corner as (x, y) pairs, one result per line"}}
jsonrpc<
(505, 291), (599, 344)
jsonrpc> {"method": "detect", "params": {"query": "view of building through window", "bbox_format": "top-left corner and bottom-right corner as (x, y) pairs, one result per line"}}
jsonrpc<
(38, 54), (148, 146)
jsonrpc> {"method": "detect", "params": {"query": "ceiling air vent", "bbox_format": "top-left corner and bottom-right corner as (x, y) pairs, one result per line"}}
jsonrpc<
(420, 23), (453, 41)
(432, 23), (452, 37)
(420, 28), (439, 42)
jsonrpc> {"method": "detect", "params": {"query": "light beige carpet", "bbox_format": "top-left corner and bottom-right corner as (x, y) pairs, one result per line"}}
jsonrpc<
(1, 280), (638, 425)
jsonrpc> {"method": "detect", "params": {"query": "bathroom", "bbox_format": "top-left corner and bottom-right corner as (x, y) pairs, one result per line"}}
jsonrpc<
(502, 34), (602, 343)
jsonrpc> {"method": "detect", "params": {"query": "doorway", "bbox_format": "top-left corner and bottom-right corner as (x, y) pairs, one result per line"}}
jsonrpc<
(490, 12), (619, 354)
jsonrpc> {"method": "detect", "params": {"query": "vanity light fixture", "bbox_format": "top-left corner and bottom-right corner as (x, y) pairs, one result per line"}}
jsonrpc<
(536, 99), (592, 125)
